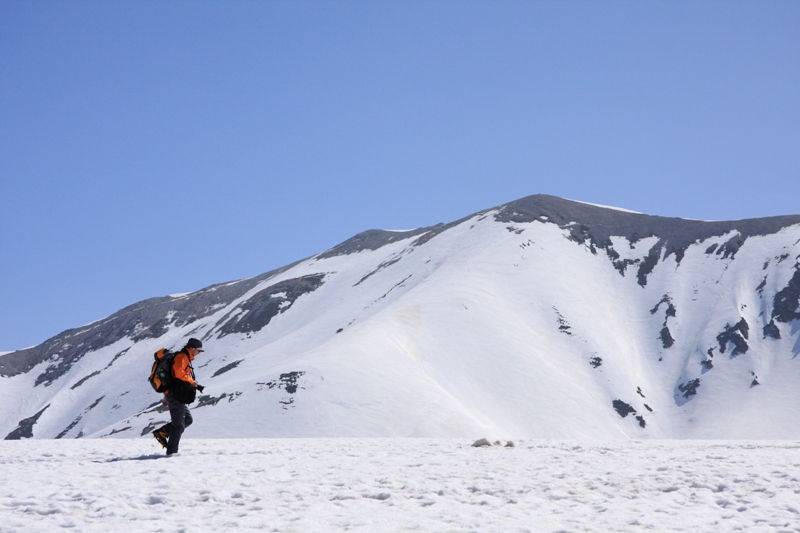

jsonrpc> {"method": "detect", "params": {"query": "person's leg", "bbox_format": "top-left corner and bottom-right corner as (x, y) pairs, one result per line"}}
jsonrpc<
(165, 394), (187, 455)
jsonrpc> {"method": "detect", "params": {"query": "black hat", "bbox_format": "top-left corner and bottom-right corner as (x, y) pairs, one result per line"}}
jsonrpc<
(186, 338), (203, 350)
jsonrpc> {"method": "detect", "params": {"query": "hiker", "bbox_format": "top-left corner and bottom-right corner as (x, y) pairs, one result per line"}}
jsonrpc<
(152, 338), (205, 455)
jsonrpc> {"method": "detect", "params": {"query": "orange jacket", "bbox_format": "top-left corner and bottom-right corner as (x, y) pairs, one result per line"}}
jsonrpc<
(167, 349), (196, 392)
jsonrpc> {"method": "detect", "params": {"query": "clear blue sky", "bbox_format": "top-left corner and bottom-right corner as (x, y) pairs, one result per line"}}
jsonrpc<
(1, 1), (799, 351)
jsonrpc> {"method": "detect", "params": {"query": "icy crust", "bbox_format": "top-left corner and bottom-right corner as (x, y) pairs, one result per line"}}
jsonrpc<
(1, 439), (800, 533)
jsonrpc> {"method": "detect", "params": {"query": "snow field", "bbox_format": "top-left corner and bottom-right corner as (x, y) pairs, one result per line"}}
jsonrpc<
(1, 438), (799, 533)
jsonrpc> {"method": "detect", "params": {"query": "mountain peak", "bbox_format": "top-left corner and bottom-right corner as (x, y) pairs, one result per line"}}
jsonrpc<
(3, 194), (800, 440)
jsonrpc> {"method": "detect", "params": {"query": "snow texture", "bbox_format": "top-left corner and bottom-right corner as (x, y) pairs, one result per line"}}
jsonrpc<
(1, 439), (799, 532)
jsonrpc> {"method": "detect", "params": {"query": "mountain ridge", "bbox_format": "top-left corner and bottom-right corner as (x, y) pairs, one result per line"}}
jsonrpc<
(3, 194), (800, 440)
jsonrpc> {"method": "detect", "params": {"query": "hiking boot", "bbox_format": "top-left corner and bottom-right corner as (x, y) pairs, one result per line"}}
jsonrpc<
(152, 428), (168, 449)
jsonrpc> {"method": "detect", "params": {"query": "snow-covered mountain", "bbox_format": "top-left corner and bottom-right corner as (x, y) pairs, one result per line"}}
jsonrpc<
(3, 194), (800, 440)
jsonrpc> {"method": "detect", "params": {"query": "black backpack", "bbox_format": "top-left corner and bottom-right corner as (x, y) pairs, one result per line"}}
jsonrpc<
(148, 348), (176, 393)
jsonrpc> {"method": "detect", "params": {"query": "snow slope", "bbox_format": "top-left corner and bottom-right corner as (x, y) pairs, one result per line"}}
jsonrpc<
(1, 439), (799, 532)
(2, 194), (800, 440)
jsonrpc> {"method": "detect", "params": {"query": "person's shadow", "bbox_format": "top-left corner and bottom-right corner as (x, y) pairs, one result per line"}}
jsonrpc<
(95, 454), (169, 463)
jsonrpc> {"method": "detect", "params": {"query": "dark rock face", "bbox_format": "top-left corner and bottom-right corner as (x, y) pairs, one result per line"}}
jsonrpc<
(494, 195), (800, 287)
(196, 391), (242, 408)
(70, 371), (102, 390)
(211, 360), (243, 378)
(677, 378), (701, 399)
(716, 319), (750, 357)
(215, 274), (326, 337)
(0, 264), (297, 384)
(255, 371), (306, 409)
(716, 234), (746, 259)
(317, 228), (435, 259)
(650, 295), (670, 315)
(660, 327), (675, 349)
(355, 256), (403, 286)
(611, 397), (647, 427)
(756, 276), (768, 294)
(763, 320), (781, 340)
(327, 212), (493, 262)
(257, 371), (305, 394)
(553, 308), (573, 336)
(772, 268), (800, 324)
(4, 405), (49, 440)
(55, 396), (104, 439)
(612, 400), (637, 418)
(651, 295), (677, 349)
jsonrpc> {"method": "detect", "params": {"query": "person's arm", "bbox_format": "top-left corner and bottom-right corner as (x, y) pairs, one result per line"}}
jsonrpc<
(172, 353), (197, 385)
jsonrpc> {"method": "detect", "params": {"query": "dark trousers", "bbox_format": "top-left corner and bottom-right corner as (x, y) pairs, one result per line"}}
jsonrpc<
(159, 393), (193, 455)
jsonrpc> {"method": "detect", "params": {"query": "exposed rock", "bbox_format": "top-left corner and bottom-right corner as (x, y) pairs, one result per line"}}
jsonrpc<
(660, 327), (675, 349)
(196, 392), (242, 408)
(553, 307), (573, 336)
(716, 319), (750, 357)
(756, 276), (768, 295)
(763, 320), (781, 340)
(493, 194), (800, 287)
(211, 360), (243, 378)
(612, 400), (636, 418)
(4, 405), (50, 440)
(772, 268), (800, 323)
(215, 274), (326, 337)
(716, 234), (746, 259)
(678, 378), (701, 399)
(354, 256), (403, 287)
(317, 228), (433, 258)
(650, 295), (676, 318)
(256, 371), (306, 394)
(472, 438), (492, 447)
(70, 370), (102, 390)
(0, 263), (298, 384)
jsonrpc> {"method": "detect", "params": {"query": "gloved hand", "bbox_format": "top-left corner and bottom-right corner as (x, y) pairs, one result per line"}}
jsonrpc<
(196, 384), (205, 393)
